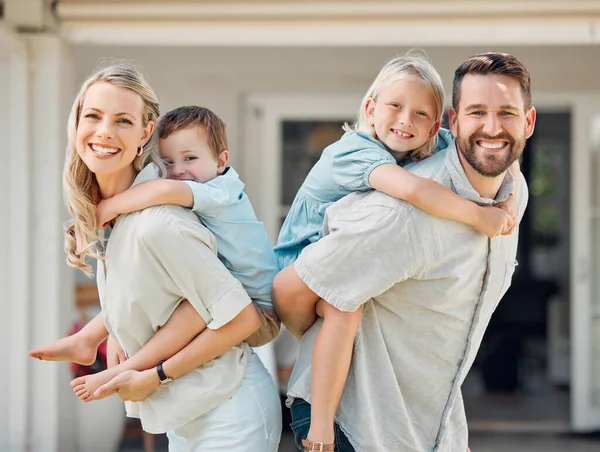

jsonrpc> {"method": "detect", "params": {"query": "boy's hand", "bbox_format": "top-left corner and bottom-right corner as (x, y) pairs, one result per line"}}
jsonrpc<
(496, 194), (518, 235)
(474, 205), (515, 238)
(96, 199), (118, 229)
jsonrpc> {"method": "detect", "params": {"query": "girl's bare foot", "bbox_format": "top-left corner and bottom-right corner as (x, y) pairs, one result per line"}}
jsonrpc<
(71, 368), (119, 402)
(29, 333), (98, 366)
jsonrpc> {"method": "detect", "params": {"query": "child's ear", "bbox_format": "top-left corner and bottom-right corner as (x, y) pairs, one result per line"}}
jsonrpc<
(217, 150), (229, 174)
(365, 97), (376, 126)
(429, 120), (441, 138)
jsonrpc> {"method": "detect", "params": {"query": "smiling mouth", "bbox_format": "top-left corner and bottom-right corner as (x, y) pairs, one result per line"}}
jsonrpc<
(89, 143), (121, 156)
(476, 140), (507, 150)
(391, 129), (414, 139)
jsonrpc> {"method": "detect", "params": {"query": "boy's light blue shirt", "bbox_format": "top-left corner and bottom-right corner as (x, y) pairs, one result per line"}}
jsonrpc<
(183, 167), (278, 306)
(274, 128), (454, 269)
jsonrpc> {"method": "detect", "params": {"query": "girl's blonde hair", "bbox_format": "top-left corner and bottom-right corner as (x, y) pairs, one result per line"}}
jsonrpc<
(345, 52), (445, 161)
(63, 61), (162, 276)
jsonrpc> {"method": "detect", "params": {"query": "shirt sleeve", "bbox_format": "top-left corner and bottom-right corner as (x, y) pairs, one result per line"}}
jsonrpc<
(139, 206), (252, 330)
(183, 176), (241, 217)
(294, 194), (422, 312)
(331, 142), (396, 192)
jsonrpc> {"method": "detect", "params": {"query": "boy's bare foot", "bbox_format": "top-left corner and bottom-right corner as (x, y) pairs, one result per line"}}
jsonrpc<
(71, 368), (119, 402)
(29, 333), (98, 366)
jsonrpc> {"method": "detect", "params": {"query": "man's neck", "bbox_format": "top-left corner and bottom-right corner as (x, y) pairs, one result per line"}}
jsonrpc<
(457, 149), (507, 200)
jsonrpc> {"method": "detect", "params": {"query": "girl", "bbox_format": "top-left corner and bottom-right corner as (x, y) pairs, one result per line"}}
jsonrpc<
(273, 53), (518, 452)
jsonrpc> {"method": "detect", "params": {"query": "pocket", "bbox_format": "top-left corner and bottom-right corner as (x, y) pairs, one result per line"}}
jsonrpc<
(289, 400), (312, 449)
(249, 380), (282, 446)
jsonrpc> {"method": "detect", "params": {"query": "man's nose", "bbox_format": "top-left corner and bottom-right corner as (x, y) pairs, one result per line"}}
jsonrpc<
(482, 114), (502, 136)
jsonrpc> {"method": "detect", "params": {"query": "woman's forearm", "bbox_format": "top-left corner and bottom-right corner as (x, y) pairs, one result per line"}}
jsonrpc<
(161, 303), (260, 380)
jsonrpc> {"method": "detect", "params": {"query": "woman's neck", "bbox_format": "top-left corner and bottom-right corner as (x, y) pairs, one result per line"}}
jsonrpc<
(96, 166), (137, 199)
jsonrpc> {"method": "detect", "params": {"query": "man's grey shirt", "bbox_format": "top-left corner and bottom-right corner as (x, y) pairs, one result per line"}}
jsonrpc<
(287, 144), (528, 452)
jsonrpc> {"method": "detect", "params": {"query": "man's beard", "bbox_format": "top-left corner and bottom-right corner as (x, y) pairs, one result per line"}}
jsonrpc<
(456, 125), (525, 177)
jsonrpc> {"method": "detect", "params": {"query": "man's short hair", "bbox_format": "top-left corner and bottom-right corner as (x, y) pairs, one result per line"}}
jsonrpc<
(157, 105), (228, 158)
(452, 52), (532, 111)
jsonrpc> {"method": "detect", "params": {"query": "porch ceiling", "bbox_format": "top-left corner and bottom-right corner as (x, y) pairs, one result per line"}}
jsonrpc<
(56, 0), (600, 46)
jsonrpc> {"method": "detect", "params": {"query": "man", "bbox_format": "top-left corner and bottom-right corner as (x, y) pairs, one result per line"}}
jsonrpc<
(272, 52), (535, 452)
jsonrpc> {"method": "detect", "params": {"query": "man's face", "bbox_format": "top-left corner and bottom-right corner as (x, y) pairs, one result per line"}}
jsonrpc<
(449, 73), (536, 177)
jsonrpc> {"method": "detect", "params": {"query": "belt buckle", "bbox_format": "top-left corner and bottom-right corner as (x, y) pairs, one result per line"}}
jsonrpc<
(311, 442), (324, 452)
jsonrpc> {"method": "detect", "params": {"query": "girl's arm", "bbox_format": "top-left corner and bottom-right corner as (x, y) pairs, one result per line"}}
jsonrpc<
(96, 179), (193, 227)
(496, 160), (521, 235)
(369, 164), (514, 238)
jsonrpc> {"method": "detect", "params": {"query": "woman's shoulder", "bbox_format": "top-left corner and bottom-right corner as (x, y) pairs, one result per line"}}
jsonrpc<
(120, 205), (216, 249)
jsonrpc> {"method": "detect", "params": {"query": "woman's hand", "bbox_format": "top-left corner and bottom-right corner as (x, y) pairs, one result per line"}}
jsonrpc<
(106, 335), (126, 369)
(93, 368), (160, 402)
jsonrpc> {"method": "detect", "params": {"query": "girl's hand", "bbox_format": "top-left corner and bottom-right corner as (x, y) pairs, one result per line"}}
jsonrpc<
(95, 199), (117, 229)
(474, 206), (515, 238)
(496, 194), (518, 235)
(106, 335), (126, 369)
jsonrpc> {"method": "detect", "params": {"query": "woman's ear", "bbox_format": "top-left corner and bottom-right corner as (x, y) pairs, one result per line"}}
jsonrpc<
(141, 120), (155, 147)
(217, 150), (229, 174)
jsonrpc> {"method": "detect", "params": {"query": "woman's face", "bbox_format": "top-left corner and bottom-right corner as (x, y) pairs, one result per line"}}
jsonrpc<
(76, 81), (152, 180)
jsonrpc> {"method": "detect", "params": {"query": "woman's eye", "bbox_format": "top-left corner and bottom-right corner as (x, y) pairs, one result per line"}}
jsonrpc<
(84, 113), (99, 119)
(117, 118), (133, 125)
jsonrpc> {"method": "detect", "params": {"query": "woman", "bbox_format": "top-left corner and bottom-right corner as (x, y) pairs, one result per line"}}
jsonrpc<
(63, 61), (281, 450)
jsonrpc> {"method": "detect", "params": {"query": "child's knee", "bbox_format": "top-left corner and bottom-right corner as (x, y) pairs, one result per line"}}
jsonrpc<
(319, 300), (362, 327)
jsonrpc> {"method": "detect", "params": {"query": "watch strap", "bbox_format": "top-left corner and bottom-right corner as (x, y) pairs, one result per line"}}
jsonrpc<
(157, 360), (169, 382)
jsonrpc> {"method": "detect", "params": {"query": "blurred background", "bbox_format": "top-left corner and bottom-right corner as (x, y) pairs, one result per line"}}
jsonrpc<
(1, 0), (600, 451)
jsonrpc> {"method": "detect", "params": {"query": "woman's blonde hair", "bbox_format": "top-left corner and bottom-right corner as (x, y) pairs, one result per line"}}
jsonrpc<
(63, 61), (162, 276)
(344, 51), (445, 161)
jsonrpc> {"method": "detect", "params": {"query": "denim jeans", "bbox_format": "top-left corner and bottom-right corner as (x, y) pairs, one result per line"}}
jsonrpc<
(289, 398), (355, 452)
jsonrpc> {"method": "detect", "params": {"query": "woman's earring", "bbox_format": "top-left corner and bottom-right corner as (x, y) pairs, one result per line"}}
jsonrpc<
(137, 145), (143, 157)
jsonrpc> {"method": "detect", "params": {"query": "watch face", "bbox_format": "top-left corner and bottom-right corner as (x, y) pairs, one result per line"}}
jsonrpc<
(161, 378), (174, 388)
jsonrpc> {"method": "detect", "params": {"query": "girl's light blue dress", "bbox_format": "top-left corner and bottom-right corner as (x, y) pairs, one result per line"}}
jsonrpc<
(274, 128), (454, 270)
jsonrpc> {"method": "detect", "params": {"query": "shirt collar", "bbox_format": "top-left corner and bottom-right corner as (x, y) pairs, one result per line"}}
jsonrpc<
(444, 142), (514, 206)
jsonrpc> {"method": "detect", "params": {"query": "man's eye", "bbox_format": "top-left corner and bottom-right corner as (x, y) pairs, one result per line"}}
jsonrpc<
(470, 111), (484, 116)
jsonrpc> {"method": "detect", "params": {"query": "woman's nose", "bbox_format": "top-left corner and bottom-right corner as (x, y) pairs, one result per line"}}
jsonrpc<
(96, 119), (115, 138)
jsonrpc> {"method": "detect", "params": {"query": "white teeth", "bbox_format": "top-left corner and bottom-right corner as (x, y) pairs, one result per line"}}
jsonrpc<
(393, 130), (412, 138)
(478, 141), (505, 149)
(90, 144), (119, 155)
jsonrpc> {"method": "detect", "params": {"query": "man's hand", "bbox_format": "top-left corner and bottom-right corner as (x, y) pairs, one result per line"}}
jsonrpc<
(95, 199), (118, 229)
(106, 335), (126, 369)
(93, 369), (160, 402)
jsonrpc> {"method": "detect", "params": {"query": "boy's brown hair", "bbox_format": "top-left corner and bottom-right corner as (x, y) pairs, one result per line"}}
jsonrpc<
(157, 105), (228, 158)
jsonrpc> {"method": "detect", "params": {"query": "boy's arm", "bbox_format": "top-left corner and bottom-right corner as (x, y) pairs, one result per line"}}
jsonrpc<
(96, 180), (193, 227)
(369, 163), (514, 238)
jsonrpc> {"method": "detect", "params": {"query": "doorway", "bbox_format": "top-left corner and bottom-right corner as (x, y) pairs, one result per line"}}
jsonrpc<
(463, 111), (572, 432)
